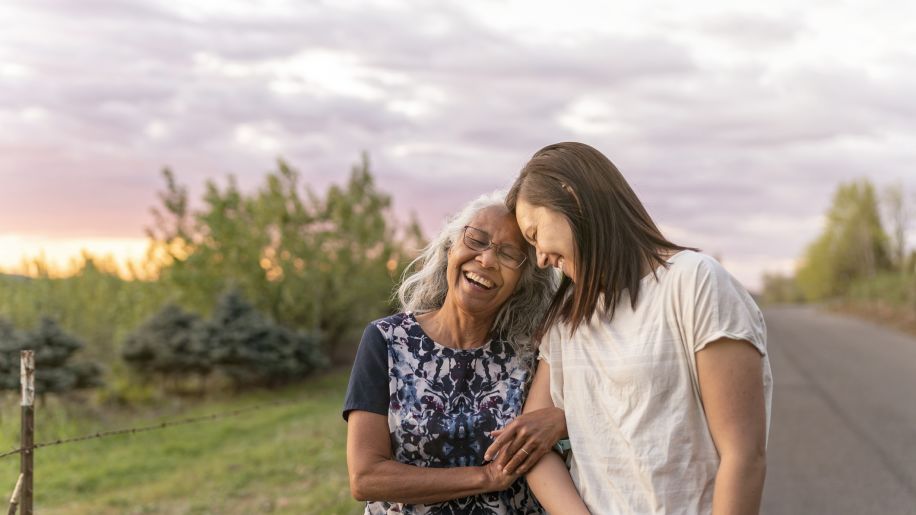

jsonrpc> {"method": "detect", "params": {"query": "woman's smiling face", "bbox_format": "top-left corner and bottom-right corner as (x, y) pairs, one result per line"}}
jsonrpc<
(514, 198), (577, 282)
(446, 205), (526, 317)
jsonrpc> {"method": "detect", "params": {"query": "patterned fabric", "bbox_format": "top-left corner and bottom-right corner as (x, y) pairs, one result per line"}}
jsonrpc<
(366, 312), (543, 515)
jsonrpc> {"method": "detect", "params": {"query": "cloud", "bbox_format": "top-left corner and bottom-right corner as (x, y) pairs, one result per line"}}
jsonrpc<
(701, 13), (805, 49)
(2, 0), (915, 290)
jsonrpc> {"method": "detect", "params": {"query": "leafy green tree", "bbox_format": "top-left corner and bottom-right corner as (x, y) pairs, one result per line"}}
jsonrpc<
(309, 154), (406, 357)
(881, 182), (912, 274)
(796, 179), (891, 300)
(149, 155), (415, 360)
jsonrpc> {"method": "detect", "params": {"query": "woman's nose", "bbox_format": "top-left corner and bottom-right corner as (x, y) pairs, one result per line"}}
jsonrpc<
(476, 247), (499, 268)
(535, 250), (549, 269)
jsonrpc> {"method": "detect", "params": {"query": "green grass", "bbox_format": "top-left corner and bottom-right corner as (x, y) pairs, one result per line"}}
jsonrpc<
(0, 370), (362, 514)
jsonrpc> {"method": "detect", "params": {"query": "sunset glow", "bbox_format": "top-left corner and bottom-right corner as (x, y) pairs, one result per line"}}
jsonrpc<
(0, 235), (150, 279)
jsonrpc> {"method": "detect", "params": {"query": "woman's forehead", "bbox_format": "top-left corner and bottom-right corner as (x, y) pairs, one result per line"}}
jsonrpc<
(469, 206), (522, 241)
(513, 199), (537, 229)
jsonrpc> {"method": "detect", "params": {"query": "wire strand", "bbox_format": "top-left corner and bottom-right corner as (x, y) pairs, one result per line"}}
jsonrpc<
(0, 397), (302, 460)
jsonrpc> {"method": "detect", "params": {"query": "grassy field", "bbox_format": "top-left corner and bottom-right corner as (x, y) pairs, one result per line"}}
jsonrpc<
(0, 370), (362, 514)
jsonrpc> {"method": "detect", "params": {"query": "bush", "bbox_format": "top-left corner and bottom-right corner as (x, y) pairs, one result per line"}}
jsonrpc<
(0, 317), (103, 393)
(203, 289), (328, 388)
(847, 272), (916, 307)
(122, 304), (212, 384)
(122, 291), (328, 390)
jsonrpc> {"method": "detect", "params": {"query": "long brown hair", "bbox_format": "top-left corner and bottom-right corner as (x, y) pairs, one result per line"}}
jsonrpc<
(506, 142), (692, 339)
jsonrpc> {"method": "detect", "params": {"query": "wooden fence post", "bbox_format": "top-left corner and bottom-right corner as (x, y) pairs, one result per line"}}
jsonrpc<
(6, 474), (22, 515)
(20, 351), (34, 515)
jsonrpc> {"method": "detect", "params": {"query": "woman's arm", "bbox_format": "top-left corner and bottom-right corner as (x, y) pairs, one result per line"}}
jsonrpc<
(502, 360), (589, 514)
(526, 452), (588, 514)
(484, 359), (567, 474)
(696, 337), (767, 515)
(347, 410), (517, 504)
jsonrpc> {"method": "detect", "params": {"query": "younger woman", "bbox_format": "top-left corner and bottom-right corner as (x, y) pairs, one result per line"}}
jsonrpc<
(488, 142), (772, 514)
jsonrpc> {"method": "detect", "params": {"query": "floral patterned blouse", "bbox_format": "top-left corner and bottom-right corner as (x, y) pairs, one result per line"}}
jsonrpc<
(343, 312), (543, 514)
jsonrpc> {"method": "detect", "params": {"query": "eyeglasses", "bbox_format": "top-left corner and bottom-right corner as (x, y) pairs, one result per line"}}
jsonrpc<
(462, 225), (528, 269)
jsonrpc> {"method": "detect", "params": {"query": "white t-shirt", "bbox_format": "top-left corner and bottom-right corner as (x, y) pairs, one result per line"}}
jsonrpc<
(539, 250), (772, 515)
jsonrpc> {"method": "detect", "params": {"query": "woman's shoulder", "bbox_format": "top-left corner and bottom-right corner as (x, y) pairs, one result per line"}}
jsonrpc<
(664, 250), (758, 306)
(367, 312), (422, 342)
(665, 250), (730, 280)
(667, 249), (713, 267)
(370, 311), (411, 328)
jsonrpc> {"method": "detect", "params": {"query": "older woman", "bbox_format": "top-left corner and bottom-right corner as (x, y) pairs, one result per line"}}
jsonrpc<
(343, 192), (560, 513)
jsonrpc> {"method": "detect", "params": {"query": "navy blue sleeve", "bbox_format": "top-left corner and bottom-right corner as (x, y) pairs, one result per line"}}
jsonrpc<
(342, 323), (389, 421)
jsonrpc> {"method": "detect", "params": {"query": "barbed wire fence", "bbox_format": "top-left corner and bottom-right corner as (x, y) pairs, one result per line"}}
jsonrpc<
(3, 350), (307, 515)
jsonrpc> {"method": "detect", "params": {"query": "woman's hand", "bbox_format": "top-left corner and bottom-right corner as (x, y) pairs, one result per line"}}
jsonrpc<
(349, 411), (523, 504)
(484, 406), (566, 475)
(485, 360), (567, 475)
(482, 458), (521, 491)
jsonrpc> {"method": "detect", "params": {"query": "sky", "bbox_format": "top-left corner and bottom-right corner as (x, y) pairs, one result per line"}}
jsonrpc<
(1, 0), (915, 290)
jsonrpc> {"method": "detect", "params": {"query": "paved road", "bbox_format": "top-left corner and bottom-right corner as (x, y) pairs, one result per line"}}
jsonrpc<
(762, 306), (916, 515)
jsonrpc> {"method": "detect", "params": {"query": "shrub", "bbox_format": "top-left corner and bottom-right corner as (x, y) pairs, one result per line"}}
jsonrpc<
(0, 317), (102, 393)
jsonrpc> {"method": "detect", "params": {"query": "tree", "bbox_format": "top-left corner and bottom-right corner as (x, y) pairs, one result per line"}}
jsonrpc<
(881, 182), (912, 274)
(796, 179), (891, 300)
(308, 154), (406, 356)
(148, 155), (415, 360)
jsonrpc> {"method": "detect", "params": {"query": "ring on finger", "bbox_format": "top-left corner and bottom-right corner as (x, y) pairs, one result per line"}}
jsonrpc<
(520, 448), (529, 456)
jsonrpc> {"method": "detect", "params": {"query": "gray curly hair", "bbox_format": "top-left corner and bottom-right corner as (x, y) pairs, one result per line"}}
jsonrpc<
(396, 191), (557, 354)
